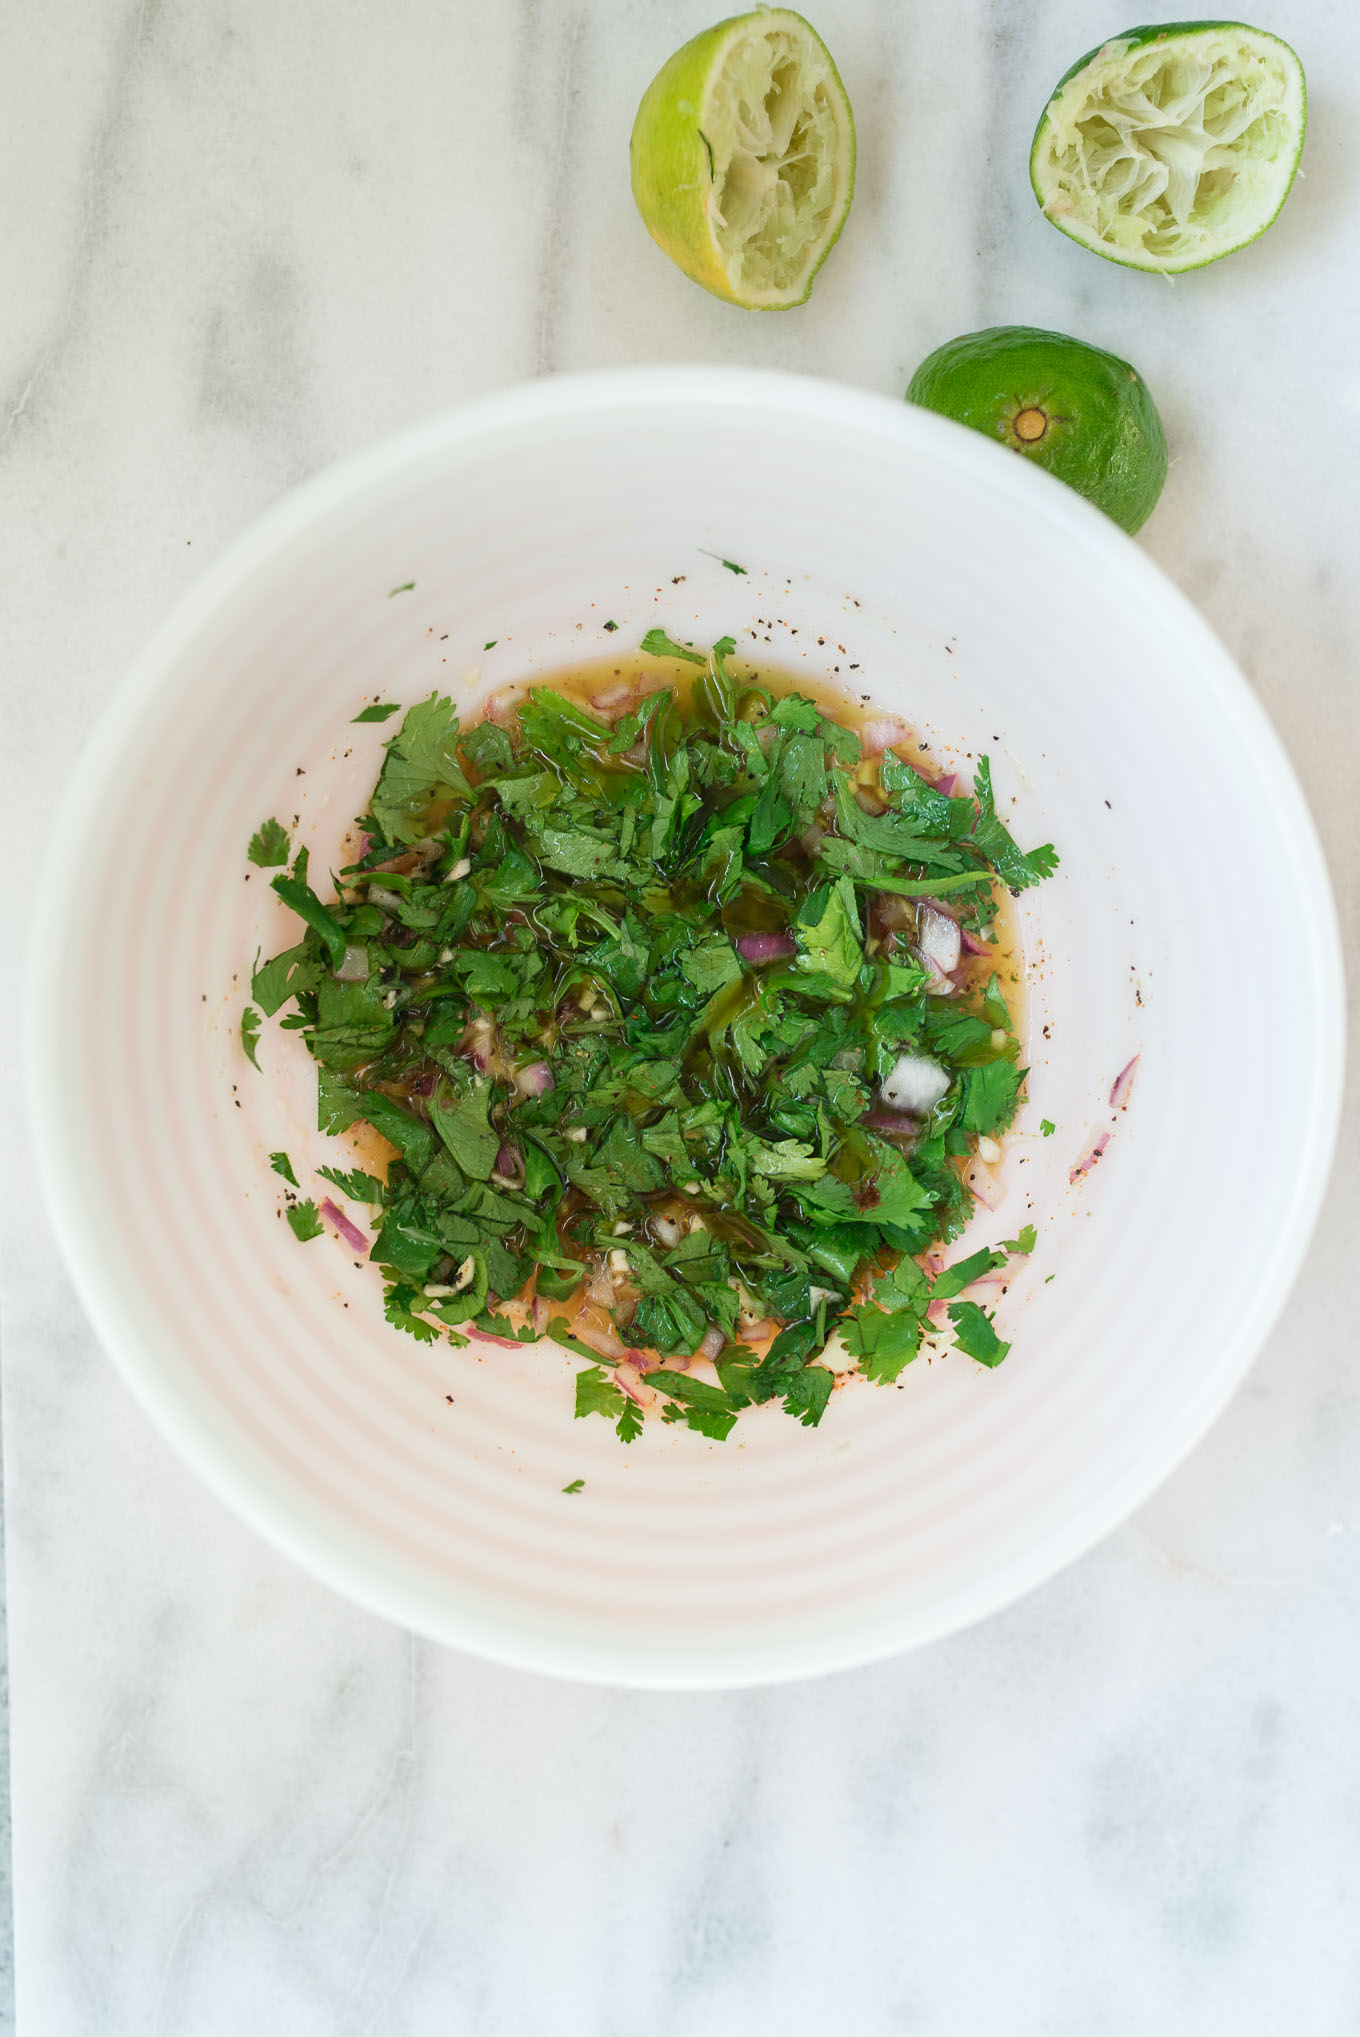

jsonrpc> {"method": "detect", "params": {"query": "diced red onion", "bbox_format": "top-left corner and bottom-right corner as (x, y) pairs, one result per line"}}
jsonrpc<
(960, 927), (991, 957)
(650, 1215), (682, 1249)
(318, 1199), (369, 1255)
(514, 1060), (555, 1098)
(860, 1107), (920, 1140)
(860, 717), (909, 756)
(613, 1361), (654, 1407)
(590, 680), (640, 719)
(482, 688), (518, 724)
(1109, 1055), (1140, 1110)
(736, 930), (797, 964)
(493, 1141), (523, 1186)
(934, 773), (957, 797)
(1069, 1134), (1111, 1185)
(917, 906), (962, 976)
(473, 1329), (524, 1350)
(698, 1325), (726, 1363)
(463, 1016), (495, 1073)
(409, 1069), (437, 1098)
(335, 943), (369, 982)
(532, 1297), (551, 1334)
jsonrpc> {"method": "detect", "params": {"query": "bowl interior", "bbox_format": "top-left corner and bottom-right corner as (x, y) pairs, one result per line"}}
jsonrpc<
(32, 370), (1342, 1687)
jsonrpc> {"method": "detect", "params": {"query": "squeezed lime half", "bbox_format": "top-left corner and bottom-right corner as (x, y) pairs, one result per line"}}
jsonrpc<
(629, 8), (856, 309)
(907, 325), (1168, 534)
(1031, 20), (1306, 274)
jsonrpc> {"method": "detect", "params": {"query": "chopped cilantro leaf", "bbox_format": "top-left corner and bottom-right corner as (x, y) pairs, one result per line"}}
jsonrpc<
(317, 1164), (382, 1204)
(981, 973), (1011, 1030)
(574, 1365), (642, 1444)
(388, 581), (415, 596)
(384, 1280), (444, 1342)
(247, 818), (290, 866)
(641, 627), (706, 665)
(1041, 1118), (1055, 1137)
(970, 757), (1059, 891)
(617, 1400), (645, 1443)
(793, 876), (862, 991)
(351, 702), (402, 723)
(771, 696), (820, 734)
(863, 1140), (936, 1228)
(960, 1059), (1025, 1137)
(842, 1304), (922, 1385)
(931, 1247), (1006, 1299)
(251, 942), (322, 1017)
(316, 1069), (361, 1134)
(947, 1300), (1010, 1367)
(562, 1478), (585, 1494)
(680, 936), (742, 998)
(371, 694), (470, 845)
(1001, 1224), (1037, 1255)
(269, 874), (348, 971)
(646, 1371), (739, 1441)
(241, 1006), (262, 1069)
(430, 1082), (499, 1180)
(575, 1366), (623, 1419)
(286, 1199), (323, 1242)
(270, 1151), (298, 1185)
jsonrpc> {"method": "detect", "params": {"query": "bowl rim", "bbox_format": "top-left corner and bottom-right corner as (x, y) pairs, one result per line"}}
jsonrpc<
(27, 365), (1347, 1688)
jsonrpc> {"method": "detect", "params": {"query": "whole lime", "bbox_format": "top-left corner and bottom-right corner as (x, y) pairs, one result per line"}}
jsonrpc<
(906, 325), (1168, 534)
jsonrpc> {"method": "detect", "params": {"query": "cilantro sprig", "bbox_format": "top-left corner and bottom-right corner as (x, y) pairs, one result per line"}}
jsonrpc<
(249, 639), (1055, 1440)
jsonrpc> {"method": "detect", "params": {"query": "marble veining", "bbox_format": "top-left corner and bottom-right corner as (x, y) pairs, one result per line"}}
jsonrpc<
(2, 0), (1359, 2030)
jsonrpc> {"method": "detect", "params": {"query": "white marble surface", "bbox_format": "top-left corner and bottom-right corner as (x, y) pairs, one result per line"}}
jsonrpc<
(3, 0), (1359, 2029)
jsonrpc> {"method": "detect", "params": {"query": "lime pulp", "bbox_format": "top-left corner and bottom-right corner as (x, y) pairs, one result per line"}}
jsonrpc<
(1030, 20), (1306, 274)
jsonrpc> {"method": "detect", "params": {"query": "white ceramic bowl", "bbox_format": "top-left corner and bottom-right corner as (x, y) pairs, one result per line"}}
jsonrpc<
(31, 368), (1342, 1688)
